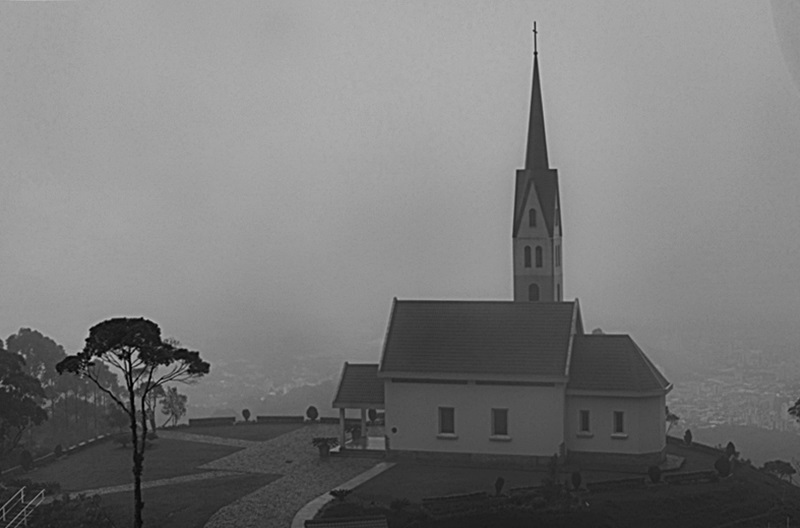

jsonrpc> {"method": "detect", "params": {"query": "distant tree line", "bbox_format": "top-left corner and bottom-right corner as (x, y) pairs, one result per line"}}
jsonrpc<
(0, 327), (191, 468)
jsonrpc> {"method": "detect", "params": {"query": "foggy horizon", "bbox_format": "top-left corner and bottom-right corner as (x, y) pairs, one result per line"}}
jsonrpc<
(3, 1), (800, 369)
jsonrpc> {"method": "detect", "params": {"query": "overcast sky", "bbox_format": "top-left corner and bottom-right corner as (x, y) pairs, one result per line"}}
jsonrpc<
(2, 1), (799, 365)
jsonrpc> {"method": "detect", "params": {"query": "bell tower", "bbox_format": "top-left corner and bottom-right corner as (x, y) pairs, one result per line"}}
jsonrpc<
(512, 24), (563, 302)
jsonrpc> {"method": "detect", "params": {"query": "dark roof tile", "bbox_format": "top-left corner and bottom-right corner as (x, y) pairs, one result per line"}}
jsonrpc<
(333, 363), (385, 408)
(568, 335), (670, 392)
(379, 300), (575, 377)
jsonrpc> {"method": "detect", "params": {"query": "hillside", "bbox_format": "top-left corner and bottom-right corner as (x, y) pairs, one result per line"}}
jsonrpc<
(693, 425), (800, 467)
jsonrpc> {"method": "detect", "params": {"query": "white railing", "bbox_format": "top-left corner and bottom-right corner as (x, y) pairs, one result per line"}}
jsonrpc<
(1, 487), (45, 528)
(1, 487), (25, 524)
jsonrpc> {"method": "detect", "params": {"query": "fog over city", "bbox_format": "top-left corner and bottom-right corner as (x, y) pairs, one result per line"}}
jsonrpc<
(2, 0), (800, 378)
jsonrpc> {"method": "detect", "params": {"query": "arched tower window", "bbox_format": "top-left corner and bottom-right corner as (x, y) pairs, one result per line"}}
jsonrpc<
(524, 246), (532, 268)
(535, 246), (543, 268)
(529, 209), (537, 227)
(528, 283), (540, 302)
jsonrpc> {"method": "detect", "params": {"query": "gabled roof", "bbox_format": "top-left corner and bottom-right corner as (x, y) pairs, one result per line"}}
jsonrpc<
(332, 363), (384, 409)
(379, 300), (576, 378)
(513, 169), (560, 237)
(567, 335), (670, 393)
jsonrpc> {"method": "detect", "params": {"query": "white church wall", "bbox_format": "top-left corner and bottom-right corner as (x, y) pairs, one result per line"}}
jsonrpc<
(385, 378), (565, 457)
(565, 394), (666, 454)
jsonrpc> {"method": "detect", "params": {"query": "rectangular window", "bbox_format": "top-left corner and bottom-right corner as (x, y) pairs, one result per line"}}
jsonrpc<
(613, 411), (625, 434)
(439, 407), (455, 435)
(579, 410), (590, 432)
(491, 409), (508, 436)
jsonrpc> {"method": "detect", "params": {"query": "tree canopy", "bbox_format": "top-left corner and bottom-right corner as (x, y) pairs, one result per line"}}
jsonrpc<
(0, 340), (48, 457)
(56, 317), (209, 528)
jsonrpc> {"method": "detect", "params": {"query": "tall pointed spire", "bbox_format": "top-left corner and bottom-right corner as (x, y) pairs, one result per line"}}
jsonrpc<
(525, 22), (549, 170)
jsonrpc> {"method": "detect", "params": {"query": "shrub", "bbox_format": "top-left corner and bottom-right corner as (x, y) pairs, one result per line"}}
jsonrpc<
(306, 405), (319, 422)
(19, 450), (34, 470)
(312, 437), (339, 448)
(114, 433), (130, 448)
(648, 465), (662, 483)
(684, 429), (693, 446)
(715, 455), (731, 477)
(390, 498), (411, 511)
(54, 444), (63, 458)
(495, 476), (505, 496)
(571, 471), (582, 490)
(147, 431), (158, 440)
(329, 488), (352, 501)
(242, 409), (251, 422)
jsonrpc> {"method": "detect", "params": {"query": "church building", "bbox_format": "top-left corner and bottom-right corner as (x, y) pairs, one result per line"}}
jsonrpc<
(333, 36), (671, 469)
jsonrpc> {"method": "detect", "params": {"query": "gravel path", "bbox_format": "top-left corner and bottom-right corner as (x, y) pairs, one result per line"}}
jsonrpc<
(203, 424), (379, 528)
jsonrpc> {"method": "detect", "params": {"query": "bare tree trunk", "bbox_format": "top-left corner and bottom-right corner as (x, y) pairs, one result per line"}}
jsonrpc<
(129, 394), (144, 528)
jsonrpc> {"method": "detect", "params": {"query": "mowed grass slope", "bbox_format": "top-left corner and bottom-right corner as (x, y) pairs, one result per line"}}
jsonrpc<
(25, 438), (242, 491)
(178, 422), (303, 441)
(100, 472), (279, 528)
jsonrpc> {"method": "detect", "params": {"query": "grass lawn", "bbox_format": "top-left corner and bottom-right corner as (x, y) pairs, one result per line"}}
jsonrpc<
(352, 463), (548, 503)
(99, 472), (280, 528)
(178, 422), (303, 441)
(23, 438), (242, 492)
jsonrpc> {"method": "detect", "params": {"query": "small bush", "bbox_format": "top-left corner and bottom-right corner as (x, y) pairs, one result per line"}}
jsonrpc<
(54, 444), (63, 458)
(306, 405), (319, 422)
(684, 429), (693, 446)
(715, 456), (731, 478)
(19, 450), (34, 470)
(648, 465), (662, 483)
(146, 431), (158, 440)
(329, 488), (352, 501)
(495, 476), (505, 496)
(114, 433), (130, 448)
(571, 471), (582, 490)
(242, 409), (251, 422)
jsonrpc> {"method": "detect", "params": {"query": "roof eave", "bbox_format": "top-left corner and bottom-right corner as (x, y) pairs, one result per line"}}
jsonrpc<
(566, 387), (670, 398)
(380, 370), (568, 384)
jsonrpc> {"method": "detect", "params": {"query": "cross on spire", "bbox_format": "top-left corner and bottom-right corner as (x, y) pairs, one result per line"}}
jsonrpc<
(533, 21), (538, 55)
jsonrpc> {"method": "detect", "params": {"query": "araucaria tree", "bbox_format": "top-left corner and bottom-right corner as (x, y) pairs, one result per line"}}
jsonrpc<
(56, 318), (209, 528)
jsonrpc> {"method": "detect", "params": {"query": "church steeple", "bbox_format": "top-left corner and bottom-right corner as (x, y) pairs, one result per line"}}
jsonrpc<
(512, 23), (563, 303)
(525, 52), (549, 170)
(525, 22), (549, 169)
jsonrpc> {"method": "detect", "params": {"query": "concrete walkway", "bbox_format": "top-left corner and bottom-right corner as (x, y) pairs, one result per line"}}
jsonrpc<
(63, 470), (243, 498)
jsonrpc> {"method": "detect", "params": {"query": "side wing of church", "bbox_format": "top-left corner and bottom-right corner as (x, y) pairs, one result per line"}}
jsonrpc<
(333, 34), (671, 469)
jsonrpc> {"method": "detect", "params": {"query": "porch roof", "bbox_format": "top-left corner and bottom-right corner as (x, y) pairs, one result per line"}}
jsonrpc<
(333, 363), (385, 409)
